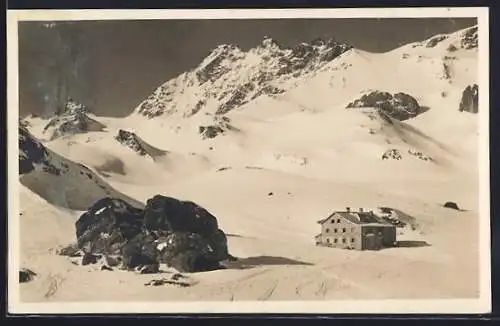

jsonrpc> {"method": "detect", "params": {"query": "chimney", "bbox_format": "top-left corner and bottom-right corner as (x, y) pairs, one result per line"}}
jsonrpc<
(346, 207), (351, 212)
(359, 208), (364, 213)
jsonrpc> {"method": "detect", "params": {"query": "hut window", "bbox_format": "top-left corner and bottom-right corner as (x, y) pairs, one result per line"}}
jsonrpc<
(342, 238), (347, 243)
(351, 238), (355, 243)
(334, 229), (338, 233)
(337, 219), (341, 223)
(342, 228), (346, 233)
(325, 228), (330, 233)
(334, 238), (338, 243)
(327, 238), (331, 243)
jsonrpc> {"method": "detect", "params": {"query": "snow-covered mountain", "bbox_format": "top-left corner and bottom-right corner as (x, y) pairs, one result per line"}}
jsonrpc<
(17, 25), (482, 303)
(30, 99), (107, 141)
(135, 37), (353, 119)
(19, 125), (143, 210)
(132, 25), (476, 122)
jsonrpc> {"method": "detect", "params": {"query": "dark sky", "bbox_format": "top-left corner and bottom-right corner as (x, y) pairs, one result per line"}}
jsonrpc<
(18, 17), (477, 118)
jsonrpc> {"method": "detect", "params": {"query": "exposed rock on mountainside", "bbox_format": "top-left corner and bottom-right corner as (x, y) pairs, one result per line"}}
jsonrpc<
(459, 84), (479, 113)
(136, 37), (353, 118)
(426, 35), (448, 48)
(199, 125), (224, 140)
(411, 25), (477, 51)
(115, 129), (168, 159)
(19, 125), (51, 175)
(19, 119), (31, 129)
(381, 149), (402, 160)
(408, 149), (434, 162)
(19, 268), (37, 283)
(198, 115), (238, 139)
(115, 129), (148, 156)
(72, 195), (230, 273)
(460, 26), (478, 50)
(381, 148), (434, 162)
(43, 99), (106, 140)
(347, 91), (423, 121)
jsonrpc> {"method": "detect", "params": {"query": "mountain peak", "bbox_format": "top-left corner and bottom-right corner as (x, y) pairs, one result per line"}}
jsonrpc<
(57, 98), (89, 117)
(207, 43), (242, 59)
(261, 36), (281, 49)
(43, 99), (106, 140)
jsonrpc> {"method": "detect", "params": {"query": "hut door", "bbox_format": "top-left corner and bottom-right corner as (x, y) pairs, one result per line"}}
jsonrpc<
(365, 233), (382, 250)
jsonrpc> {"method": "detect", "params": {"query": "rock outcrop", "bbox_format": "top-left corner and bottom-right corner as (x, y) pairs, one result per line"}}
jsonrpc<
(426, 35), (448, 48)
(136, 37), (353, 118)
(19, 268), (37, 283)
(199, 125), (225, 139)
(443, 201), (460, 210)
(408, 149), (434, 162)
(43, 99), (106, 140)
(381, 149), (402, 160)
(19, 125), (51, 175)
(459, 84), (479, 113)
(460, 26), (478, 50)
(115, 129), (168, 159)
(346, 91), (423, 121)
(198, 115), (238, 140)
(73, 195), (230, 273)
(115, 129), (149, 156)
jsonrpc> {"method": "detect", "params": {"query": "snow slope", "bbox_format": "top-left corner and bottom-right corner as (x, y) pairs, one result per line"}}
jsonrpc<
(19, 126), (144, 210)
(17, 25), (482, 304)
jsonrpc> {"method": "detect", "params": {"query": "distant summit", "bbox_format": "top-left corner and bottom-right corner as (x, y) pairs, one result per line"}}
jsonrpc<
(42, 99), (106, 140)
(132, 25), (478, 142)
(136, 36), (353, 119)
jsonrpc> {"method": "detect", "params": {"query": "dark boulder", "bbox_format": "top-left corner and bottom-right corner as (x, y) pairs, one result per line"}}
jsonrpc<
(19, 268), (37, 283)
(346, 91), (423, 121)
(72, 194), (230, 273)
(75, 197), (144, 255)
(120, 232), (159, 271)
(81, 253), (101, 265)
(155, 232), (218, 272)
(444, 202), (460, 210)
(143, 195), (219, 236)
(56, 243), (82, 257)
(459, 84), (479, 113)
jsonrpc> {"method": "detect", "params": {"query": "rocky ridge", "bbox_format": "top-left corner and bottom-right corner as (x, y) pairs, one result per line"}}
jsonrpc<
(136, 37), (353, 119)
(42, 99), (106, 140)
(346, 91), (424, 121)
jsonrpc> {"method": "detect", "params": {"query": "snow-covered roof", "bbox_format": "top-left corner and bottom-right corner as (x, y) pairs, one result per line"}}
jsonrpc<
(317, 210), (393, 227)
